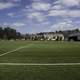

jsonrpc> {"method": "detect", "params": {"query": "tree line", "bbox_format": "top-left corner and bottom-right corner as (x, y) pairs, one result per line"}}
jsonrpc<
(0, 26), (80, 40)
(0, 27), (22, 40)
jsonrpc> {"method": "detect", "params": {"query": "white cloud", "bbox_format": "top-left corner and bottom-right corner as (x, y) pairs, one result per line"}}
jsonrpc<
(42, 21), (50, 25)
(32, 0), (41, 1)
(61, 0), (80, 7)
(48, 18), (80, 32)
(32, 2), (51, 11)
(49, 21), (77, 31)
(13, 0), (21, 2)
(12, 22), (26, 27)
(3, 22), (9, 26)
(48, 10), (80, 17)
(68, 10), (80, 17)
(51, 5), (63, 10)
(51, 0), (80, 11)
(27, 12), (46, 22)
(2, 22), (26, 28)
(0, 2), (16, 10)
(23, 2), (50, 22)
(48, 10), (66, 16)
(7, 13), (14, 17)
(6, 0), (21, 2)
(54, 0), (80, 7)
(48, 0), (80, 17)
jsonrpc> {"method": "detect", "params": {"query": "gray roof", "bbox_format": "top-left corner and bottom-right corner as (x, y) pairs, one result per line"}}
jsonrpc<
(69, 32), (80, 37)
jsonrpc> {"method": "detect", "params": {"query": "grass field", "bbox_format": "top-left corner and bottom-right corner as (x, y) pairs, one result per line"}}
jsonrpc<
(0, 40), (80, 80)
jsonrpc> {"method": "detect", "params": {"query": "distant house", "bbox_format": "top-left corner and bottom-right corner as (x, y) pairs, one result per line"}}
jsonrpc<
(30, 32), (64, 41)
(24, 29), (80, 41)
(68, 32), (80, 41)
(44, 33), (64, 41)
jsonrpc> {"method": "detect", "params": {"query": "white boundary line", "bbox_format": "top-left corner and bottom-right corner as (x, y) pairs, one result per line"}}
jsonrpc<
(0, 63), (80, 66)
(0, 44), (33, 57)
(0, 43), (80, 66)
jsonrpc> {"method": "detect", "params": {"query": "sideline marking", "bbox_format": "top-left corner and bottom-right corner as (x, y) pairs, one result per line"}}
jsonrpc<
(0, 63), (80, 66)
(0, 44), (33, 57)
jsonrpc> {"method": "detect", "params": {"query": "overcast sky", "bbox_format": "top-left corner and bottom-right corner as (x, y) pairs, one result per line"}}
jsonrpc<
(0, 0), (80, 33)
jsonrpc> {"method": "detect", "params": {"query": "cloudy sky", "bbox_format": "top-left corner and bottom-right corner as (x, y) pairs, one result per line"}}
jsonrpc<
(0, 0), (80, 33)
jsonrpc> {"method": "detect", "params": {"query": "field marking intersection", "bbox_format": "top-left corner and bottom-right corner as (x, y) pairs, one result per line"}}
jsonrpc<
(0, 44), (33, 57)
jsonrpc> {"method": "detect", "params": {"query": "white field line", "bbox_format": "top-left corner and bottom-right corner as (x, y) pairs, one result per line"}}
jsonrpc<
(0, 63), (80, 66)
(0, 44), (33, 57)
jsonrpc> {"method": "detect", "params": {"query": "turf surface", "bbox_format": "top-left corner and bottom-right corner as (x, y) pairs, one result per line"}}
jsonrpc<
(0, 40), (80, 80)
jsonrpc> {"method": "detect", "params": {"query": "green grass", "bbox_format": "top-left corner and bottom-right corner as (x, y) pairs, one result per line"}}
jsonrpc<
(0, 40), (80, 80)
(0, 65), (80, 80)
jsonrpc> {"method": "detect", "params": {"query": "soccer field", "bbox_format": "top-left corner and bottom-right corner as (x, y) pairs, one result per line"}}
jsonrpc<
(0, 40), (80, 80)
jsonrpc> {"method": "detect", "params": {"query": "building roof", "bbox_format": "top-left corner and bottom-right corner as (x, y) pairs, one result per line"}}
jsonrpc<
(69, 32), (80, 37)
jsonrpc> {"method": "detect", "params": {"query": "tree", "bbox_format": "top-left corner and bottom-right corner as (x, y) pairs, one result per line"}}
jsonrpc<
(0, 27), (4, 39)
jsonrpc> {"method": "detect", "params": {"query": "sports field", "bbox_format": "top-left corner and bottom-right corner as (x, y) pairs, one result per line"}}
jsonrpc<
(0, 40), (80, 80)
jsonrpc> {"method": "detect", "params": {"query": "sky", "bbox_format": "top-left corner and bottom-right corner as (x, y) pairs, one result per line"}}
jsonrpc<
(0, 0), (80, 33)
